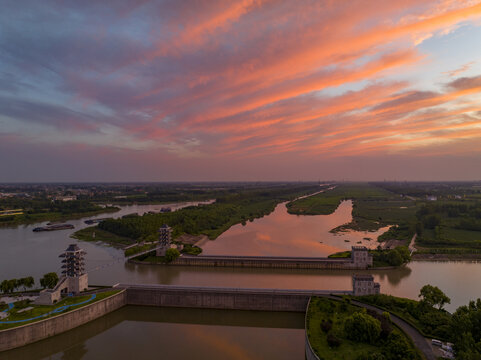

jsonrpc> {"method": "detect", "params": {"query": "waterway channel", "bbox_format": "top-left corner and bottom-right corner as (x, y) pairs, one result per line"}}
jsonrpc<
(1, 199), (480, 359)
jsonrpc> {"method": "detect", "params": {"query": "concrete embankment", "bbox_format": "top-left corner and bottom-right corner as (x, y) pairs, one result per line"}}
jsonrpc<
(0, 290), (127, 352)
(164, 255), (366, 269)
(119, 283), (351, 312)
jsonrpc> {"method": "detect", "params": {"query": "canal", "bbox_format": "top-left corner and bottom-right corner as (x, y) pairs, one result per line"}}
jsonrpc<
(1, 199), (480, 359)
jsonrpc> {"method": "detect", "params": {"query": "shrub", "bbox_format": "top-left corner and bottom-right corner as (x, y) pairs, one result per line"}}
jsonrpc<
(321, 319), (333, 333)
(327, 333), (342, 348)
(344, 311), (381, 344)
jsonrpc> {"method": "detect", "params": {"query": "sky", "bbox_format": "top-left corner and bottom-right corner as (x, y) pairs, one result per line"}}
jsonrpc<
(1, 0), (481, 182)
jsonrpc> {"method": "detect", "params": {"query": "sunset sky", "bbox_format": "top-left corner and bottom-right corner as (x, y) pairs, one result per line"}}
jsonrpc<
(1, 0), (481, 181)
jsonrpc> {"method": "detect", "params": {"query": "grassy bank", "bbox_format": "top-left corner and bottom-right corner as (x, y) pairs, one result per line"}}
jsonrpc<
(306, 297), (422, 360)
(287, 183), (418, 241)
(0, 290), (120, 330)
(352, 294), (452, 341)
(94, 184), (321, 242)
(0, 206), (120, 228)
(71, 226), (134, 246)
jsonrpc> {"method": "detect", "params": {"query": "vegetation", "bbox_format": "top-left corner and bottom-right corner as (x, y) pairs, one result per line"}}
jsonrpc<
(287, 183), (418, 239)
(124, 243), (157, 257)
(356, 286), (481, 358)
(0, 195), (119, 227)
(354, 291), (452, 340)
(0, 290), (120, 330)
(181, 244), (203, 255)
(165, 248), (180, 262)
(419, 285), (450, 310)
(0, 277), (35, 293)
(71, 226), (134, 246)
(451, 299), (481, 359)
(96, 184), (321, 241)
(39, 272), (59, 289)
(328, 246), (411, 267)
(306, 297), (421, 360)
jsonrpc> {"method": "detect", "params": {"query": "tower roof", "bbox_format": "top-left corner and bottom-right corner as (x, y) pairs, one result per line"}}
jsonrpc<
(66, 243), (81, 252)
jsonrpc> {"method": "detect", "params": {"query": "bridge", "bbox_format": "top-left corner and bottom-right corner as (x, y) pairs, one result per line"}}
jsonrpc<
(127, 245), (374, 270)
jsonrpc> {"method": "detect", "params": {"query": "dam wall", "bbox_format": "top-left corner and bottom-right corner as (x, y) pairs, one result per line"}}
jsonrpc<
(120, 284), (351, 312)
(0, 290), (127, 352)
(169, 254), (367, 269)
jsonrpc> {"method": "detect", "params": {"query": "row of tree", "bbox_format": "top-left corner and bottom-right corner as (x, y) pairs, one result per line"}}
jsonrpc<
(0, 277), (34, 293)
(0, 272), (59, 294)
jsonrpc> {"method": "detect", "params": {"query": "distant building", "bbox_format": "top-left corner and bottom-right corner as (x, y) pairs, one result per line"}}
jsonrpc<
(352, 274), (380, 296)
(54, 195), (77, 202)
(156, 224), (172, 257)
(351, 246), (373, 268)
(35, 244), (88, 305)
(426, 195), (437, 201)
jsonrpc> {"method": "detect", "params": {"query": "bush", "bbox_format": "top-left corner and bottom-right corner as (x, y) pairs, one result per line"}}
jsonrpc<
(383, 332), (416, 360)
(321, 319), (333, 333)
(165, 248), (180, 262)
(344, 311), (381, 344)
(327, 333), (342, 348)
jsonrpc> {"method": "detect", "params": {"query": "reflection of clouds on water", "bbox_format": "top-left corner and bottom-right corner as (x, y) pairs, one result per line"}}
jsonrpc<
(202, 199), (389, 257)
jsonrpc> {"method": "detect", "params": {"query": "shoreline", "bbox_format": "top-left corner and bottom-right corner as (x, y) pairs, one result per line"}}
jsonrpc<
(0, 207), (120, 229)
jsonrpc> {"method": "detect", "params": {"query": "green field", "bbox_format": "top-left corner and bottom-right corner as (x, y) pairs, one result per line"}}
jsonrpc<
(0, 290), (120, 330)
(287, 183), (418, 240)
(306, 297), (421, 360)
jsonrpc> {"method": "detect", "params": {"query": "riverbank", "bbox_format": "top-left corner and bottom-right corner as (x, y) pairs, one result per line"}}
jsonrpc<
(0, 206), (120, 228)
(305, 296), (424, 360)
(0, 290), (125, 352)
(0, 289), (120, 331)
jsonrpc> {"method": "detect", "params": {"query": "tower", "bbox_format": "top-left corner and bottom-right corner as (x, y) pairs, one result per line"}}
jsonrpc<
(59, 244), (88, 293)
(156, 224), (172, 256)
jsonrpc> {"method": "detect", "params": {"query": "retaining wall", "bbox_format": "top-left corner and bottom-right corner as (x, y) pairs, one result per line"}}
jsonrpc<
(121, 284), (350, 312)
(168, 255), (367, 269)
(0, 290), (127, 352)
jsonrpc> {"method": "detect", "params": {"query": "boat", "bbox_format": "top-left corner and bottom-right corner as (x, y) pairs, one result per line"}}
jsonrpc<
(84, 217), (112, 225)
(32, 224), (75, 232)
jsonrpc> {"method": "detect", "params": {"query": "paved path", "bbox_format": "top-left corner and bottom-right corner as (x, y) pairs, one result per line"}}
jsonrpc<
(350, 298), (435, 360)
(409, 233), (418, 255)
(321, 295), (434, 360)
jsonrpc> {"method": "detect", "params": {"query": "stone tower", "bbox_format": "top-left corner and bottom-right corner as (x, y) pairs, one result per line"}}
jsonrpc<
(351, 246), (373, 268)
(156, 224), (172, 256)
(59, 244), (88, 293)
(352, 274), (380, 296)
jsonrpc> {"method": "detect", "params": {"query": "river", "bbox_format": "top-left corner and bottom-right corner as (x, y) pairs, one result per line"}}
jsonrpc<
(1, 199), (480, 359)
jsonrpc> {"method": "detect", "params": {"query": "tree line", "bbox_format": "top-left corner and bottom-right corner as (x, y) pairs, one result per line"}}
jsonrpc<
(0, 273), (59, 294)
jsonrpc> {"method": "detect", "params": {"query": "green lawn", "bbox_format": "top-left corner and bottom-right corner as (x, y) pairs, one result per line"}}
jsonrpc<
(0, 290), (120, 330)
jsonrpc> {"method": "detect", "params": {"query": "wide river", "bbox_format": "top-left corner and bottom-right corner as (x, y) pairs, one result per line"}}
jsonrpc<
(1, 199), (480, 359)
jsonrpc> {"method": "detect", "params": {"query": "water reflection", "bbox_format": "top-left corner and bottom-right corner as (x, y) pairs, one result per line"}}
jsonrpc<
(202, 200), (389, 257)
(0, 307), (304, 360)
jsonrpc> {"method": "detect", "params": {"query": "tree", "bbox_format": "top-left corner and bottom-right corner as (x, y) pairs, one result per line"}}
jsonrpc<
(419, 285), (450, 310)
(21, 276), (34, 291)
(451, 299), (481, 358)
(344, 311), (381, 344)
(40, 272), (59, 289)
(165, 248), (180, 263)
(0, 280), (8, 294)
(384, 332), (416, 360)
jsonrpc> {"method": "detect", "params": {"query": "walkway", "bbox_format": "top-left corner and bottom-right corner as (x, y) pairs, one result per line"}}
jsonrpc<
(0, 294), (97, 324)
(409, 233), (417, 255)
(350, 299), (435, 360)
